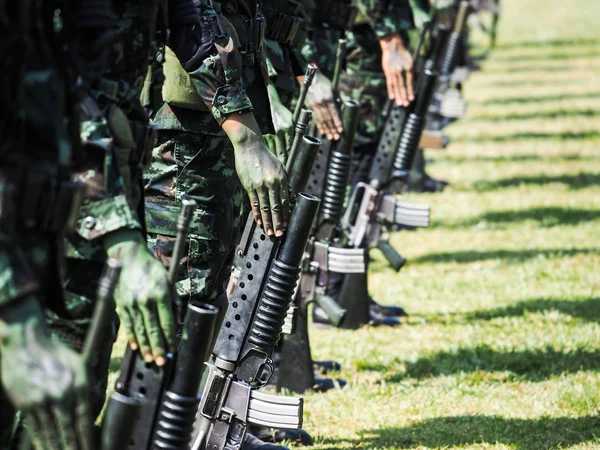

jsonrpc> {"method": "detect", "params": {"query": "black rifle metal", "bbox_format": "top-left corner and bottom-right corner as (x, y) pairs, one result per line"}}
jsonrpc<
(338, 26), (450, 328)
(191, 135), (322, 450)
(292, 64), (317, 125)
(110, 199), (221, 450)
(275, 100), (362, 394)
(429, 1), (471, 125)
(81, 258), (147, 450)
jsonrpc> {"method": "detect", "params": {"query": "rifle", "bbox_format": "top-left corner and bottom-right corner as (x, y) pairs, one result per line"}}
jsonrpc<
(191, 130), (322, 450)
(429, 1), (471, 127)
(108, 199), (222, 450)
(340, 26), (449, 274)
(80, 258), (147, 450)
(337, 26), (450, 328)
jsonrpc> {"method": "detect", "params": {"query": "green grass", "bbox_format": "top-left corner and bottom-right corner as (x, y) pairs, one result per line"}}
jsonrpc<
(105, 1), (600, 448)
(302, 1), (600, 449)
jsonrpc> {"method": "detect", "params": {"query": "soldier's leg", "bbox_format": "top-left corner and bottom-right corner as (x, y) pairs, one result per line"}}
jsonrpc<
(145, 131), (242, 307)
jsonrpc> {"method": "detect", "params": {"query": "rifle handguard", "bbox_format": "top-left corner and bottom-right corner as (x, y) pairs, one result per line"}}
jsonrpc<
(151, 303), (220, 450)
(440, 1), (470, 76)
(321, 100), (360, 223)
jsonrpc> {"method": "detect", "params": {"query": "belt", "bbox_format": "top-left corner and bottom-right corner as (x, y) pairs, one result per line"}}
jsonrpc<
(312, 1), (358, 31)
(263, 9), (307, 47)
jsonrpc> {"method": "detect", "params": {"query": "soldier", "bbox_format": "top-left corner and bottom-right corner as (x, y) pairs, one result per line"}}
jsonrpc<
(144, 1), (294, 448)
(0, 1), (110, 448)
(300, 0), (416, 323)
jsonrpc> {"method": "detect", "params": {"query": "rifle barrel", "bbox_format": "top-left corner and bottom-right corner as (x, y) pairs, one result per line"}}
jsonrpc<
(293, 64), (317, 124)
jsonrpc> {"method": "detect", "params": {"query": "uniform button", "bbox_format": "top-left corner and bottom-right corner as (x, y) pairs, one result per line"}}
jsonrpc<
(217, 95), (228, 105)
(83, 216), (96, 229)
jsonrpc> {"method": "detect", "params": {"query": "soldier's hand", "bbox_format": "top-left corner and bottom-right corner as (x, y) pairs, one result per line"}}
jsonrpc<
(267, 84), (294, 164)
(380, 33), (415, 107)
(0, 297), (95, 450)
(104, 231), (176, 366)
(301, 70), (344, 140)
(223, 113), (290, 237)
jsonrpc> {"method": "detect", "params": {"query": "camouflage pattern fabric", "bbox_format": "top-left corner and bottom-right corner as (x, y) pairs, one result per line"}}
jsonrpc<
(145, 129), (243, 302)
(339, 0), (415, 152)
(144, 1), (271, 303)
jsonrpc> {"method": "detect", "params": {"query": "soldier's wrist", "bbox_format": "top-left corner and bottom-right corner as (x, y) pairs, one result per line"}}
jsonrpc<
(379, 33), (405, 51)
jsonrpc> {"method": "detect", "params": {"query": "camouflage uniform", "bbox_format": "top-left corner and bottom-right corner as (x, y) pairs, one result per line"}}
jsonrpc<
(0, 0), (105, 444)
(340, 0), (415, 164)
(262, 0), (309, 106)
(145, 0), (272, 304)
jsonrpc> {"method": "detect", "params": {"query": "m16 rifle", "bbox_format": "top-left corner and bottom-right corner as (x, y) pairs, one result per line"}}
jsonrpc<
(108, 199), (222, 450)
(428, 1), (472, 129)
(191, 121), (322, 450)
(338, 25), (450, 329)
(83, 259), (144, 450)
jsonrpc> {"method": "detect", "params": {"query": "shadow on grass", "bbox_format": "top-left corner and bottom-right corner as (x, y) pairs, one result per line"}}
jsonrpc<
(467, 297), (600, 322)
(471, 172), (600, 192)
(416, 297), (600, 326)
(453, 131), (600, 143)
(497, 38), (600, 49)
(432, 153), (597, 164)
(360, 345), (600, 383)
(484, 64), (594, 74)
(471, 92), (600, 105)
(412, 247), (598, 265)
(472, 109), (599, 122)
(493, 50), (600, 63)
(320, 415), (600, 450)
(476, 78), (592, 88)
(434, 207), (599, 229)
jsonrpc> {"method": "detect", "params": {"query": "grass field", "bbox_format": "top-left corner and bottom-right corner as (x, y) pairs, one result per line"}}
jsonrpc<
(301, 1), (600, 449)
(106, 1), (600, 448)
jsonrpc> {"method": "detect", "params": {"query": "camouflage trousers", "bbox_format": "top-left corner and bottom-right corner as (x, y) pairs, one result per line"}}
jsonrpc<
(144, 131), (244, 303)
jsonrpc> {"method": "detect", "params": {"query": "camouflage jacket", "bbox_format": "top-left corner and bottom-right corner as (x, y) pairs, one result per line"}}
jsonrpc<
(153, 0), (273, 135)
(262, 0), (308, 96)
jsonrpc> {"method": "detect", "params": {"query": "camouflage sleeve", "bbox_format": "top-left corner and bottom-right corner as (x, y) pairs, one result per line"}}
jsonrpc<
(356, 0), (415, 39)
(170, 5), (253, 124)
(71, 117), (142, 242)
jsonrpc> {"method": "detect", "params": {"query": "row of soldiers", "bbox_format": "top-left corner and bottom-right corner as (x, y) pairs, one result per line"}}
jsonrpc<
(0, 0), (498, 449)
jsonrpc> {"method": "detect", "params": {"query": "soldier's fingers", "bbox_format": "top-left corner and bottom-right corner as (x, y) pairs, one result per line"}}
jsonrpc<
(280, 185), (290, 229)
(52, 403), (80, 450)
(119, 307), (137, 351)
(248, 190), (262, 226)
(328, 102), (344, 135)
(396, 71), (408, 106)
(75, 386), (96, 450)
(157, 292), (177, 354)
(28, 411), (53, 450)
(405, 70), (415, 102)
(131, 305), (152, 363)
(140, 299), (167, 366)
(268, 182), (283, 237)
(386, 74), (397, 105)
(258, 186), (274, 236)
(315, 104), (334, 140)
(322, 105), (339, 141)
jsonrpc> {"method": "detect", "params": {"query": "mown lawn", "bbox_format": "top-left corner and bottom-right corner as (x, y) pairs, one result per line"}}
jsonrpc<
(106, 1), (600, 448)
(302, 1), (600, 448)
